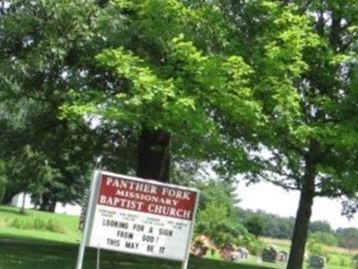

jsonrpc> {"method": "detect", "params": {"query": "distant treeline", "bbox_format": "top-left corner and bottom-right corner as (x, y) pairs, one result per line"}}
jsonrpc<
(236, 208), (358, 249)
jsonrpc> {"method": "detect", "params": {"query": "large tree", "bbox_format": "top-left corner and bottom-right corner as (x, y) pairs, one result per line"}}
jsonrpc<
(62, 0), (263, 182)
(63, 0), (317, 187)
(0, 0), (107, 207)
(219, 1), (358, 268)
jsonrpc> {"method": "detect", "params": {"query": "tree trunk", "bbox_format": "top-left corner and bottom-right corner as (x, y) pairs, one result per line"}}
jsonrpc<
(20, 192), (27, 214)
(287, 141), (317, 269)
(2, 187), (22, 205)
(286, 187), (314, 269)
(39, 192), (56, 212)
(136, 128), (171, 182)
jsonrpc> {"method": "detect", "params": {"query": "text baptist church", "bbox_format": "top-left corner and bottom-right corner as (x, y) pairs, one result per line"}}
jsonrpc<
(98, 176), (194, 220)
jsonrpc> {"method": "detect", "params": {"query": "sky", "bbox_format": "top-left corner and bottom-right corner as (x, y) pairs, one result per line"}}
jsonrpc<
(236, 181), (358, 230)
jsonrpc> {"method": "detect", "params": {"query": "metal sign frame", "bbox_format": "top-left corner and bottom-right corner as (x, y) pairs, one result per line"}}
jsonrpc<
(75, 170), (199, 269)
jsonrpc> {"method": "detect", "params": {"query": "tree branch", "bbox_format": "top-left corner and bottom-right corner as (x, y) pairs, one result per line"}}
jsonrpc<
(299, 0), (314, 13)
(316, 145), (332, 163)
(341, 20), (354, 31)
(258, 173), (301, 191)
(340, 39), (354, 52)
(314, 189), (344, 198)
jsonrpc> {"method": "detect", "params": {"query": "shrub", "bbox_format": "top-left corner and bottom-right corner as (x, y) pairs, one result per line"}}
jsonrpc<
(307, 238), (327, 257)
(309, 231), (338, 246)
(339, 257), (351, 267)
(9, 218), (65, 233)
(238, 233), (265, 255)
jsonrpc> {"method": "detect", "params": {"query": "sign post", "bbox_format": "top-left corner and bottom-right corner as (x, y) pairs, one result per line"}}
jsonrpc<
(181, 190), (199, 269)
(75, 170), (199, 269)
(75, 170), (101, 269)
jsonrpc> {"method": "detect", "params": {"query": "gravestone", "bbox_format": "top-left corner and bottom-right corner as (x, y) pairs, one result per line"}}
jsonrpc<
(262, 246), (278, 263)
(308, 255), (326, 269)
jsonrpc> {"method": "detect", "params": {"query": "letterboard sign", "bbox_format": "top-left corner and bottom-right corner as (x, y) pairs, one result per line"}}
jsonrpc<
(85, 171), (199, 261)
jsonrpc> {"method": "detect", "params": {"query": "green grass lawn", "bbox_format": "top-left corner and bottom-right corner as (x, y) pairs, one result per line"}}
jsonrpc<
(0, 239), (280, 269)
(0, 206), (356, 269)
(0, 206), (81, 243)
(0, 206), (276, 269)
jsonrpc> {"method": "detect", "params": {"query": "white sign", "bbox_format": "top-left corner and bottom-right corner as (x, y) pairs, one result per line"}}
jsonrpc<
(89, 206), (193, 260)
(76, 170), (199, 269)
